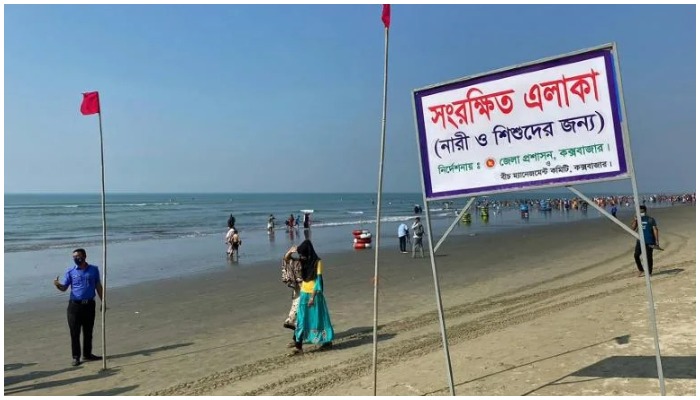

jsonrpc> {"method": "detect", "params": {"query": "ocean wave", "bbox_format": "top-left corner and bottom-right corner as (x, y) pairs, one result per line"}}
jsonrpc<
(220, 210), (288, 217)
(5, 201), (183, 211)
(5, 204), (85, 210)
(347, 211), (364, 215)
(106, 202), (181, 208)
(4, 230), (216, 253)
(32, 210), (96, 217)
(313, 215), (419, 228)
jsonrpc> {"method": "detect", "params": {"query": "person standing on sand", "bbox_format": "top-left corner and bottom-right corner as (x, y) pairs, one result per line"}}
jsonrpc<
(53, 248), (103, 366)
(287, 239), (333, 356)
(282, 245), (303, 332)
(411, 217), (425, 258)
(631, 205), (660, 277)
(398, 222), (409, 253)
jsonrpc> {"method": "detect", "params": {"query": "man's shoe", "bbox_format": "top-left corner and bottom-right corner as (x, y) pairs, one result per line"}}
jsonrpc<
(83, 354), (102, 362)
(72, 358), (81, 367)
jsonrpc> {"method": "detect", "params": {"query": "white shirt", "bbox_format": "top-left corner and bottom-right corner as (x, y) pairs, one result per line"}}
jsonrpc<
(412, 222), (423, 238)
(225, 228), (235, 243)
(398, 223), (409, 237)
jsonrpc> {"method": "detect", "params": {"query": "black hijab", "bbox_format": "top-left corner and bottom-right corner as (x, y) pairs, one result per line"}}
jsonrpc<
(297, 239), (320, 282)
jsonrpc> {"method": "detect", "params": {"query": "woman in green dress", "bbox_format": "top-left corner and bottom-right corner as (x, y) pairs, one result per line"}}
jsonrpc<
(289, 239), (334, 355)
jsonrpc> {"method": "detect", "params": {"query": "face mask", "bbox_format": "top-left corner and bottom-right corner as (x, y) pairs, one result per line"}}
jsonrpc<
(73, 257), (84, 265)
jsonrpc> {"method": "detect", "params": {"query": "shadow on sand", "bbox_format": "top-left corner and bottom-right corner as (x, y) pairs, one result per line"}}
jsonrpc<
(331, 326), (396, 351)
(5, 369), (118, 395)
(80, 384), (139, 396)
(571, 355), (695, 379)
(108, 342), (194, 360)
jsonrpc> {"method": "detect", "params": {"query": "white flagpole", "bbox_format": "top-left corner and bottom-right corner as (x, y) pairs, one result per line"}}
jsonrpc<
(97, 110), (108, 371)
(372, 20), (389, 397)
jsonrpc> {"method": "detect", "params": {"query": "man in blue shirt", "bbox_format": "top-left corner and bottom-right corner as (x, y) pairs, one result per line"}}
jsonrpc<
(397, 222), (409, 253)
(53, 248), (104, 366)
(631, 205), (660, 277)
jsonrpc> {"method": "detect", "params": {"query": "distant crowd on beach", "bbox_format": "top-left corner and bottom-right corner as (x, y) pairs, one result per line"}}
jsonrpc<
(221, 192), (696, 261)
(223, 211), (317, 261)
(469, 192), (696, 215)
(265, 213), (313, 233)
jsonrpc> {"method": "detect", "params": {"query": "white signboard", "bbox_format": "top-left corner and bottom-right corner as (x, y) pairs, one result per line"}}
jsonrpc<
(413, 45), (628, 200)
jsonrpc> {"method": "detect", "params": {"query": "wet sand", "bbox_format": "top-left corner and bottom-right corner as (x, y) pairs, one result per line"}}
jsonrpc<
(4, 206), (695, 396)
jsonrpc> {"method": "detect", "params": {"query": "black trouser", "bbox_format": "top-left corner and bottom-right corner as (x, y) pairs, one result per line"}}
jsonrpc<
(67, 300), (96, 359)
(399, 236), (407, 252)
(634, 241), (654, 275)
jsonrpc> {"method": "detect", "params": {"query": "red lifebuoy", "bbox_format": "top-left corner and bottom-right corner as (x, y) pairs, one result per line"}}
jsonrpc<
(354, 237), (372, 244)
(354, 243), (371, 249)
(352, 230), (363, 236)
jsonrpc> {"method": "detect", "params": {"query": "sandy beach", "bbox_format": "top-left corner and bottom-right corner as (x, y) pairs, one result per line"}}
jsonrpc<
(4, 205), (695, 396)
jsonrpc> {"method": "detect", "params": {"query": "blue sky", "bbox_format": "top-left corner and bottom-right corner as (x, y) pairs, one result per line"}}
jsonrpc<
(4, 4), (696, 194)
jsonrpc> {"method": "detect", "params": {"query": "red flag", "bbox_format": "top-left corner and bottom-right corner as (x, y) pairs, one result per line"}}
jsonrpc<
(80, 91), (100, 115)
(381, 4), (390, 29)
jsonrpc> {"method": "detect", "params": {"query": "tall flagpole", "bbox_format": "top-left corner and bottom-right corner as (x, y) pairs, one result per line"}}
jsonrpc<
(98, 110), (108, 371)
(372, 5), (390, 396)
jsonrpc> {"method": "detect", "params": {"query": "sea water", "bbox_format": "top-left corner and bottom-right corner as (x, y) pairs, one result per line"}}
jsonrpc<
(4, 192), (647, 304)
